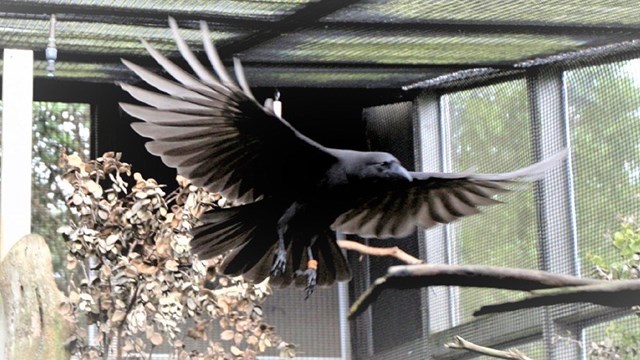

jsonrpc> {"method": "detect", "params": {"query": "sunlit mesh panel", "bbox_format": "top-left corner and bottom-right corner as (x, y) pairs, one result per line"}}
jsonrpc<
(3, 0), (314, 21)
(324, 0), (640, 26)
(244, 29), (585, 65)
(243, 66), (447, 89)
(0, 18), (244, 56)
(444, 79), (539, 323)
(261, 287), (345, 358)
(564, 59), (640, 276)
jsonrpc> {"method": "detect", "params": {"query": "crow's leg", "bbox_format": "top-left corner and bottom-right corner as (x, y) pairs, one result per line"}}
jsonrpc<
(271, 230), (287, 277)
(272, 204), (296, 277)
(296, 246), (318, 299)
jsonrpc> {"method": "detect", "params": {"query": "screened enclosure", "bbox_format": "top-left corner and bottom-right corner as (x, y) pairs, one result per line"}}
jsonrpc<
(1, 1), (640, 360)
(357, 56), (640, 359)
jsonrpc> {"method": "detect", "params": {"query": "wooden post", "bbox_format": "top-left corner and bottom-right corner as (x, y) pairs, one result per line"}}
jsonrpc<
(0, 49), (34, 262)
(0, 48), (34, 360)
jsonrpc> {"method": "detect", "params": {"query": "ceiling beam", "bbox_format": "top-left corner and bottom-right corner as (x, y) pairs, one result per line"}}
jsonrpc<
(216, 0), (361, 56)
(319, 20), (640, 38)
(46, 51), (512, 72)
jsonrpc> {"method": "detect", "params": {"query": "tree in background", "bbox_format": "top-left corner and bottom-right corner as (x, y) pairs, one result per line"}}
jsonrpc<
(31, 102), (90, 279)
(443, 59), (640, 325)
(565, 60), (640, 273)
(445, 80), (538, 322)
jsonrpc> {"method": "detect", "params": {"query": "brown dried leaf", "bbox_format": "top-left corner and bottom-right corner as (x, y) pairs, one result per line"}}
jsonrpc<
(111, 309), (126, 323)
(124, 265), (138, 278)
(66, 154), (84, 168)
(220, 329), (235, 341)
(86, 180), (103, 197)
(247, 335), (258, 346)
(165, 259), (179, 272)
(72, 193), (83, 206)
(149, 332), (163, 346)
(230, 346), (243, 356)
(134, 262), (158, 276)
(234, 332), (243, 346)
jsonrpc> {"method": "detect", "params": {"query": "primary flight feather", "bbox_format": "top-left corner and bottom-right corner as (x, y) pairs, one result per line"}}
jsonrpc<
(119, 18), (567, 295)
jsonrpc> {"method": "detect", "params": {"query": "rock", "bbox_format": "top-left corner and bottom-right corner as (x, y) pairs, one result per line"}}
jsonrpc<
(0, 234), (72, 359)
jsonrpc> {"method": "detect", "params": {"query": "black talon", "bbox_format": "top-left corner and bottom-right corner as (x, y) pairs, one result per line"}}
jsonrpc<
(271, 247), (287, 277)
(296, 268), (317, 299)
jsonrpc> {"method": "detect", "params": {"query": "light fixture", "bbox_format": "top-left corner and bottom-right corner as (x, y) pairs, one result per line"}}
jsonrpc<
(45, 14), (57, 77)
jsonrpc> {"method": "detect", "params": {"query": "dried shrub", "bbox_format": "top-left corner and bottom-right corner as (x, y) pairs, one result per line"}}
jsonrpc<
(58, 152), (294, 359)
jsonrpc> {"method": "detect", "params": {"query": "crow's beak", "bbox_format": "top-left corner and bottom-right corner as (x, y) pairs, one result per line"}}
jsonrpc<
(391, 162), (412, 182)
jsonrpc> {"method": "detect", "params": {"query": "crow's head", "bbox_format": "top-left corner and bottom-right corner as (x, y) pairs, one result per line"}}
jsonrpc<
(352, 151), (412, 182)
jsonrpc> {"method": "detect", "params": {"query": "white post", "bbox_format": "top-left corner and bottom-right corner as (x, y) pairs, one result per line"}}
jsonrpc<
(0, 49), (34, 262)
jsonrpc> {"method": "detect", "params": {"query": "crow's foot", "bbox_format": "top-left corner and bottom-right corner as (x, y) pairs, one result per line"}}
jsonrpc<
(270, 248), (287, 277)
(296, 259), (318, 299)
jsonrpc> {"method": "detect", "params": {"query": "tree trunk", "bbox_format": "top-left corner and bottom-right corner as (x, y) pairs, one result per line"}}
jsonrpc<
(0, 234), (72, 359)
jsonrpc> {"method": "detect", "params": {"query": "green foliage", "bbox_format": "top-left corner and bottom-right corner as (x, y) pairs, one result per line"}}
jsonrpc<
(30, 102), (91, 279)
(0, 101), (90, 282)
(587, 216), (640, 359)
(565, 60), (640, 273)
(441, 58), (640, 326)
(445, 79), (538, 322)
(588, 217), (640, 280)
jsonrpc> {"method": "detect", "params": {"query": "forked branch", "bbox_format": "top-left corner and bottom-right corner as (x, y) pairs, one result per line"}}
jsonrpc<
(446, 336), (533, 360)
(337, 240), (423, 265)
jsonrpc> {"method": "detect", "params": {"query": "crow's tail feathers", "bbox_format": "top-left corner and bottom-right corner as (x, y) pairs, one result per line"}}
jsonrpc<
(190, 200), (351, 287)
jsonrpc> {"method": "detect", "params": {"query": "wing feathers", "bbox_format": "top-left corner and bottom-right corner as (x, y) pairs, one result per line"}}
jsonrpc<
(120, 59), (216, 106)
(121, 19), (334, 203)
(333, 151), (567, 238)
(233, 57), (256, 101)
(168, 17), (221, 88)
(199, 21), (236, 86)
(120, 83), (225, 113)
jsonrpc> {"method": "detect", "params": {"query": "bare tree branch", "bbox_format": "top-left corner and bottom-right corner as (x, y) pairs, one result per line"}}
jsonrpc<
(337, 240), (424, 265)
(349, 263), (601, 319)
(446, 336), (533, 360)
(475, 280), (640, 316)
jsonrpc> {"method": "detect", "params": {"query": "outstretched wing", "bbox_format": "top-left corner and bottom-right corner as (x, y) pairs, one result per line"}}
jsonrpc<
(332, 150), (567, 238)
(119, 18), (334, 203)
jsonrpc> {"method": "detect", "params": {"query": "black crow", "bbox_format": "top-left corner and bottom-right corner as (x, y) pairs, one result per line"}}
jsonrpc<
(119, 18), (567, 295)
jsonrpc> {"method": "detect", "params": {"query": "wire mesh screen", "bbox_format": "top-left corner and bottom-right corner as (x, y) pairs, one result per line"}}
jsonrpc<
(362, 102), (424, 354)
(355, 54), (640, 359)
(564, 59), (640, 276)
(261, 287), (345, 358)
(443, 79), (539, 324)
(583, 314), (640, 358)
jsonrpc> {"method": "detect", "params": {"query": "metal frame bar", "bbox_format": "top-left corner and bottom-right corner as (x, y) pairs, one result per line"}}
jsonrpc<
(413, 92), (458, 334)
(527, 67), (581, 359)
(217, 0), (360, 56)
